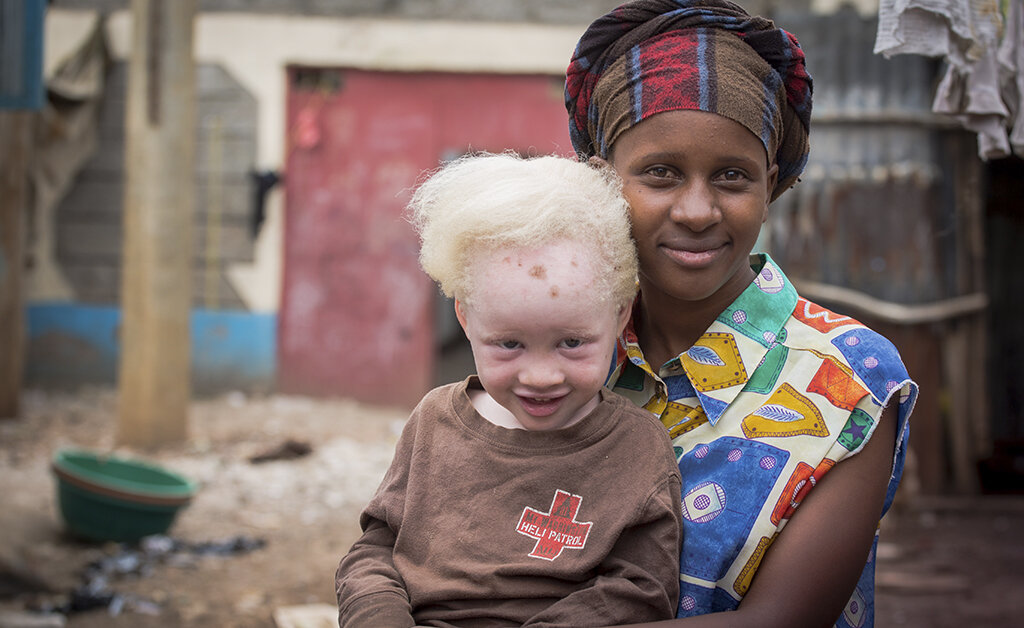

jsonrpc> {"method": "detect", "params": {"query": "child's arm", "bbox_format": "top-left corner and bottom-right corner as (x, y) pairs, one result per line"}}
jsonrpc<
(335, 422), (418, 628)
(335, 511), (415, 628)
(522, 472), (683, 627)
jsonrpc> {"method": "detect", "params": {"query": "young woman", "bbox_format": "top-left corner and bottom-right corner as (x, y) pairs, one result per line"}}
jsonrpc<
(565, 2), (918, 626)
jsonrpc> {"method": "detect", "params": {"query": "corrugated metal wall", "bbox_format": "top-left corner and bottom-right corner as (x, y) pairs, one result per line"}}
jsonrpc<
(768, 7), (973, 305)
(767, 7), (989, 494)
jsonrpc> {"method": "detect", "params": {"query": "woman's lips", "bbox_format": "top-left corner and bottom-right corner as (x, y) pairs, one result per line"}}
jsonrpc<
(660, 243), (726, 267)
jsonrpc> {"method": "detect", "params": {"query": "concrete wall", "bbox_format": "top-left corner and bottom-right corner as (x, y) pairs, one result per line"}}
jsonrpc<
(48, 1), (634, 23)
(41, 7), (622, 315)
(43, 0), (819, 313)
(32, 0), (825, 393)
(50, 0), (814, 22)
(25, 303), (276, 392)
(34, 4), (634, 391)
(55, 61), (258, 309)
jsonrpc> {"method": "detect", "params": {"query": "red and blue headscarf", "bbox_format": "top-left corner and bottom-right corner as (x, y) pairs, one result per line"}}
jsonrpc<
(565, 0), (812, 201)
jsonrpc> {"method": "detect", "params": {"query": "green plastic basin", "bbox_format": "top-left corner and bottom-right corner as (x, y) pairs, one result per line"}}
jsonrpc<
(52, 449), (197, 543)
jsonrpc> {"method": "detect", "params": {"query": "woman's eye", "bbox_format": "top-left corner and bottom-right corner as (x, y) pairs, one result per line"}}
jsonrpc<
(561, 338), (583, 349)
(644, 166), (672, 178)
(719, 168), (748, 182)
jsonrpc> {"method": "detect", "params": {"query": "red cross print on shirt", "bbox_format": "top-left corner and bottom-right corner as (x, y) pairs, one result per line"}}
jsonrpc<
(516, 489), (593, 561)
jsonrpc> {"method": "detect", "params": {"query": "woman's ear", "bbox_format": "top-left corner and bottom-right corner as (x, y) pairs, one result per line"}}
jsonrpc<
(764, 163), (780, 222)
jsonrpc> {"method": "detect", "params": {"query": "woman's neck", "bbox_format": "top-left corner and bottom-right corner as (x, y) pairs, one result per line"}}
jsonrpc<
(634, 278), (750, 371)
(634, 299), (710, 371)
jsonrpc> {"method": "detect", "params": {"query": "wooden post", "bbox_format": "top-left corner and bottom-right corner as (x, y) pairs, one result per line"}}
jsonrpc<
(117, 0), (196, 447)
(0, 112), (31, 419)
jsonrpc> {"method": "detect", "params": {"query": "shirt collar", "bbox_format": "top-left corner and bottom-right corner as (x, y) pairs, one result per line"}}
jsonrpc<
(614, 254), (798, 425)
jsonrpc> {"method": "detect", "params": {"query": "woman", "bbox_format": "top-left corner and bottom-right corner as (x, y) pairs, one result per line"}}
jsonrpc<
(564, 1), (917, 626)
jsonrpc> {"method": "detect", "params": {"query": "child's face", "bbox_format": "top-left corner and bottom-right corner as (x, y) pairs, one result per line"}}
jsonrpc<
(456, 241), (629, 431)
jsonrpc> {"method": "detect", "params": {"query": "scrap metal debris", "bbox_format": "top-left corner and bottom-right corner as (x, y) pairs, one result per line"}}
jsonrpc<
(248, 439), (313, 463)
(31, 535), (266, 618)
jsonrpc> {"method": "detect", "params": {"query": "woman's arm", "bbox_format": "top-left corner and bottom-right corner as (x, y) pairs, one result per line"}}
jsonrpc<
(615, 403), (899, 628)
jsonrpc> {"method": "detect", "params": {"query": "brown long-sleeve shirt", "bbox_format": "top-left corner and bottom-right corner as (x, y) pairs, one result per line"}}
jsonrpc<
(336, 377), (682, 628)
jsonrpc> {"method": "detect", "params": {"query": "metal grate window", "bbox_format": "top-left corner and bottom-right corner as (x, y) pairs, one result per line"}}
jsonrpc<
(0, 0), (45, 110)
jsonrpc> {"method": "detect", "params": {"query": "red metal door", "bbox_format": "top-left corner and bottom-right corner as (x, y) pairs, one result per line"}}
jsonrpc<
(279, 69), (571, 406)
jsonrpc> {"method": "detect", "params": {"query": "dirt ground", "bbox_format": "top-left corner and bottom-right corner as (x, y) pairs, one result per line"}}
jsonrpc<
(1, 387), (1022, 628)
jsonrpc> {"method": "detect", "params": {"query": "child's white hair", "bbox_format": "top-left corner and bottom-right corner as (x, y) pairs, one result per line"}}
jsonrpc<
(408, 151), (638, 307)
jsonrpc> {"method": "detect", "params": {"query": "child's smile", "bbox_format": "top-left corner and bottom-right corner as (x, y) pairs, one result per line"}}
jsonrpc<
(456, 240), (629, 431)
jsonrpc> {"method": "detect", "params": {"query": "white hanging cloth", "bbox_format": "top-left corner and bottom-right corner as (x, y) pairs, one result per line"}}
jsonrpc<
(875, 0), (1022, 159)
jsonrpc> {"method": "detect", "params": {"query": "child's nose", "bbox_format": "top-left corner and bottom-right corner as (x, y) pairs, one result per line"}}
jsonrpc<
(519, 357), (565, 388)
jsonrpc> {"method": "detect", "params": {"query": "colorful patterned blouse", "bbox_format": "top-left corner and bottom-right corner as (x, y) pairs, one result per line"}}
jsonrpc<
(608, 254), (917, 628)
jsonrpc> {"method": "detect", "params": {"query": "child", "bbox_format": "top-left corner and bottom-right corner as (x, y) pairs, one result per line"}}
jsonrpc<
(335, 152), (682, 627)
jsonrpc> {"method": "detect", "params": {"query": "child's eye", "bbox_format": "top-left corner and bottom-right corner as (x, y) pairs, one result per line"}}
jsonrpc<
(561, 338), (584, 349)
(500, 340), (521, 350)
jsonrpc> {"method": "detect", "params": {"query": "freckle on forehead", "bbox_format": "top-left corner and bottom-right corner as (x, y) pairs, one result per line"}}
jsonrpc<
(528, 265), (546, 279)
(549, 285), (559, 298)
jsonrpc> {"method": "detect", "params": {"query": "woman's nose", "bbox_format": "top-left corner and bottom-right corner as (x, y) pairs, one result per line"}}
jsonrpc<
(669, 183), (720, 232)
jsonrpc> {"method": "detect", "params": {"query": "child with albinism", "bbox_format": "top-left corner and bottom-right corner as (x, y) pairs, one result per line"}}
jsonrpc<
(335, 152), (682, 628)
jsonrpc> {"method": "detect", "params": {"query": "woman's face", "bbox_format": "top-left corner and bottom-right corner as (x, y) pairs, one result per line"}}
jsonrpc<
(607, 109), (778, 311)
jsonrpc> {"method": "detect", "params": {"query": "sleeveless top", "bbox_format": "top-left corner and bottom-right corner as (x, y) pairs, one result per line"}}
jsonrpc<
(607, 254), (917, 627)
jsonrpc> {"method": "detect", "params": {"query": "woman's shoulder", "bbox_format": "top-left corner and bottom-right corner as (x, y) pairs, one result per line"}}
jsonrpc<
(783, 295), (912, 405)
(786, 296), (893, 346)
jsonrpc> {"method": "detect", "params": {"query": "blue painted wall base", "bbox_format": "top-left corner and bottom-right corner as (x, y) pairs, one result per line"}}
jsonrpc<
(25, 303), (277, 394)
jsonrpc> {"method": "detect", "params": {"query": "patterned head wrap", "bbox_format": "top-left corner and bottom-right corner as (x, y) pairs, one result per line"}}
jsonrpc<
(565, 0), (813, 201)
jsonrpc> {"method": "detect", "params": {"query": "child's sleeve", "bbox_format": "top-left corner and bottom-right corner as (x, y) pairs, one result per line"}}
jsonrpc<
(335, 418), (418, 628)
(522, 471), (683, 627)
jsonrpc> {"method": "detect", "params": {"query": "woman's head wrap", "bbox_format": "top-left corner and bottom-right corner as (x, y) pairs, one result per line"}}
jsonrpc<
(565, 0), (812, 201)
